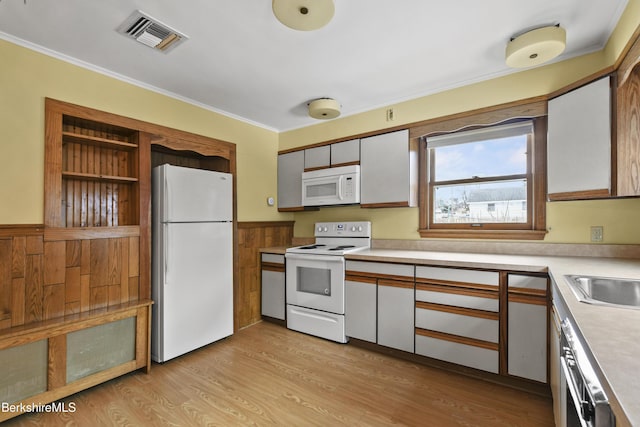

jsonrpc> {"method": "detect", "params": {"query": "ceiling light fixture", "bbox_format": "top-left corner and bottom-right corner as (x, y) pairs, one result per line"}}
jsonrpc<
(272, 0), (335, 31)
(308, 98), (341, 120)
(505, 25), (566, 68)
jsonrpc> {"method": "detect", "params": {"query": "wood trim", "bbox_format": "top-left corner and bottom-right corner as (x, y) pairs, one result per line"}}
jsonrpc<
(415, 282), (499, 299)
(278, 206), (307, 212)
(0, 300), (152, 350)
(345, 269), (414, 283)
(507, 287), (547, 298)
(44, 103), (63, 228)
(547, 188), (611, 201)
(239, 221), (295, 229)
(0, 225), (44, 237)
(47, 334), (66, 390)
(378, 278), (414, 289)
(138, 132), (152, 302)
(617, 29), (640, 88)
(330, 161), (360, 168)
(547, 69), (616, 100)
(415, 301), (499, 320)
(303, 166), (330, 172)
(415, 327), (499, 351)
(345, 274), (377, 285)
(0, 360), (139, 422)
(360, 201), (410, 209)
(508, 293), (548, 305)
(415, 276), (498, 289)
(499, 271), (509, 376)
(46, 98), (235, 160)
(278, 126), (410, 155)
(261, 262), (285, 273)
(409, 98), (547, 140)
(43, 226), (140, 241)
(418, 229), (547, 240)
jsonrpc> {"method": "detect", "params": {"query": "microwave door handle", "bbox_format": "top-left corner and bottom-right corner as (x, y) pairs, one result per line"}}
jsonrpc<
(338, 176), (345, 200)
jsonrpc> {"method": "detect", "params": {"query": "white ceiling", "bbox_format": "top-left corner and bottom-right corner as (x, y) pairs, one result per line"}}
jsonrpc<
(0, 0), (629, 132)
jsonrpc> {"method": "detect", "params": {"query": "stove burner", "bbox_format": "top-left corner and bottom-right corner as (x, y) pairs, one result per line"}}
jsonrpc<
(299, 244), (326, 250)
(329, 245), (356, 251)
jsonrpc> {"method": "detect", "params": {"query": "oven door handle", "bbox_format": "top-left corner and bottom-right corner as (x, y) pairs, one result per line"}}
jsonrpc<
(285, 253), (345, 263)
(561, 355), (590, 427)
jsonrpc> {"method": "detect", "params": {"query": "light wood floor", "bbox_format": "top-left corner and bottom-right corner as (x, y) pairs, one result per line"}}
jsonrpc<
(5, 321), (554, 426)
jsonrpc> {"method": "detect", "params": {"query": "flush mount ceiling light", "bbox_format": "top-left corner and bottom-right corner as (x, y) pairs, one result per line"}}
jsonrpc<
(506, 25), (566, 68)
(308, 98), (341, 119)
(272, 0), (335, 31)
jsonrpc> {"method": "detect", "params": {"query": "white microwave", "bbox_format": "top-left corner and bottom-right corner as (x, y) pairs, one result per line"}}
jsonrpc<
(302, 165), (360, 207)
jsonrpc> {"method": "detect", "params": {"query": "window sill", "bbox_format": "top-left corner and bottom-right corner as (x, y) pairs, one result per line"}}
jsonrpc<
(418, 229), (547, 240)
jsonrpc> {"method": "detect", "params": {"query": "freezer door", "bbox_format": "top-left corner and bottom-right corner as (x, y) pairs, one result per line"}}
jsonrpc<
(152, 222), (233, 362)
(154, 164), (232, 223)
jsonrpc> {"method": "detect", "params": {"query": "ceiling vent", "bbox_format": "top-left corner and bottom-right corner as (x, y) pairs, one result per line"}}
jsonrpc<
(117, 10), (188, 53)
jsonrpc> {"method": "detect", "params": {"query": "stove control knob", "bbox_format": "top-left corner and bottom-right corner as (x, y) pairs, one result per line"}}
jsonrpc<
(351, 226), (356, 232)
(317, 226), (323, 232)
(358, 226), (363, 232)
(323, 226), (328, 232)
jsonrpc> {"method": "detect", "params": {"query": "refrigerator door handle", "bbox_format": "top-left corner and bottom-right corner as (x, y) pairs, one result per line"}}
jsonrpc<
(164, 223), (170, 285)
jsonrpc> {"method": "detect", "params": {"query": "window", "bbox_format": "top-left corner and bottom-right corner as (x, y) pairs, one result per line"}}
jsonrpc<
(418, 114), (547, 240)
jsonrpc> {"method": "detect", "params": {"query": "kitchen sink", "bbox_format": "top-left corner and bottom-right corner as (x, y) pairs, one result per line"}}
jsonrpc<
(565, 275), (640, 309)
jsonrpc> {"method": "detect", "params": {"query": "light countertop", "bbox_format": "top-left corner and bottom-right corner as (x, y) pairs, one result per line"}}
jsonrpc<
(259, 245), (640, 425)
(345, 248), (640, 427)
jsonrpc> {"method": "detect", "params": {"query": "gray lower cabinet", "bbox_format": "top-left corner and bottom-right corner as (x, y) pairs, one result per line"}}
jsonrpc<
(414, 266), (500, 374)
(507, 274), (548, 382)
(345, 276), (377, 342)
(261, 253), (286, 320)
(345, 261), (414, 352)
(277, 151), (304, 210)
(378, 279), (415, 352)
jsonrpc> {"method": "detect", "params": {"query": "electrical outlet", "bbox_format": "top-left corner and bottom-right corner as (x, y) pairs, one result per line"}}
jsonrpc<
(590, 226), (603, 242)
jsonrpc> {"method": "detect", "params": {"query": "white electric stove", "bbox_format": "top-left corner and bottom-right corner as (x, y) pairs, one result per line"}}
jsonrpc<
(285, 221), (371, 343)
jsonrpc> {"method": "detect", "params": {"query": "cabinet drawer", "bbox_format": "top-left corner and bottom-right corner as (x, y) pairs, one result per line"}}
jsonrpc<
(415, 333), (499, 374)
(416, 266), (498, 286)
(508, 274), (547, 291)
(415, 307), (498, 343)
(261, 253), (285, 264)
(415, 288), (498, 312)
(346, 261), (413, 279)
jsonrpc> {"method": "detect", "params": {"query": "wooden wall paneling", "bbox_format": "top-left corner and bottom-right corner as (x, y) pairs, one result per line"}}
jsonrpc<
(137, 132), (151, 301)
(25, 252), (43, 325)
(0, 239), (11, 328)
(236, 222), (294, 330)
(44, 241), (65, 286)
(43, 283), (65, 321)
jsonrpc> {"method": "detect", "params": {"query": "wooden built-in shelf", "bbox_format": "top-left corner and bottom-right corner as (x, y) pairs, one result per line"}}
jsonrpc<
(62, 131), (138, 150)
(62, 171), (139, 183)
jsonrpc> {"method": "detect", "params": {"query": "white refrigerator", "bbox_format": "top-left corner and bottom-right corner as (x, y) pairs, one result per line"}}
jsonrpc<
(151, 164), (234, 363)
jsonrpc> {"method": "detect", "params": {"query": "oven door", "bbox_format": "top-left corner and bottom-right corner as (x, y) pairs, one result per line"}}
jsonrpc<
(286, 253), (345, 314)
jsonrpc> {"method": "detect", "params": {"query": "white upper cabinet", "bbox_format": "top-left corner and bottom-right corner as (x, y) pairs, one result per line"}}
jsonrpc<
(547, 76), (613, 199)
(304, 146), (330, 170)
(360, 129), (418, 207)
(277, 150), (304, 210)
(330, 139), (360, 166)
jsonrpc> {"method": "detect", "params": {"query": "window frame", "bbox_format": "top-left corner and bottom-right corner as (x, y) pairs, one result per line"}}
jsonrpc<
(416, 101), (547, 240)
